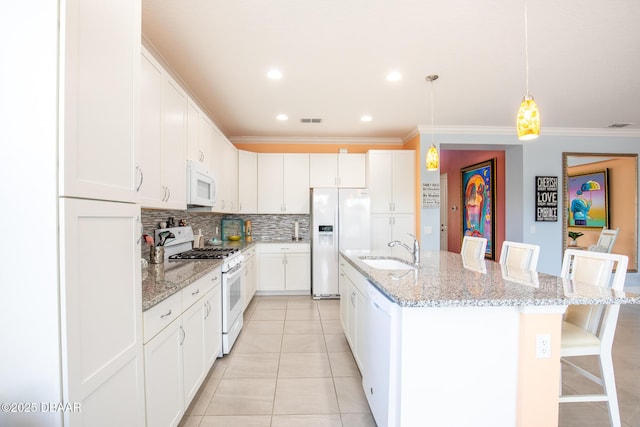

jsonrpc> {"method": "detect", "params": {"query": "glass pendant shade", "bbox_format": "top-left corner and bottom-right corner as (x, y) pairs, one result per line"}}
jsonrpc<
(517, 95), (540, 141)
(426, 143), (439, 171)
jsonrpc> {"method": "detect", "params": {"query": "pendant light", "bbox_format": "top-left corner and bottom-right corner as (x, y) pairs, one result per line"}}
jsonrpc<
(425, 74), (439, 171)
(516, 0), (540, 140)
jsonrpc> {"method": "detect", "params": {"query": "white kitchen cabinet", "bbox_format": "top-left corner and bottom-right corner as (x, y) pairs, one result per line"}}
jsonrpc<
(144, 317), (184, 427)
(139, 48), (187, 209)
(187, 99), (214, 173)
(309, 153), (366, 188)
(339, 255), (369, 372)
(257, 153), (310, 213)
(59, 198), (145, 426)
(218, 138), (238, 213)
(238, 150), (258, 213)
(371, 213), (415, 257)
(143, 267), (222, 427)
(198, 115), (218, 177)
(367, 150), (415, 214)
(243, 246), (257, 310)
(59, 0), (141, 203)
(257, 243), (311, 294)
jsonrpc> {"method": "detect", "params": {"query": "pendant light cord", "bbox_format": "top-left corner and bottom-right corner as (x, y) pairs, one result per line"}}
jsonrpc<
(524, 0), (530, 96)
(430, 80), (435, 144)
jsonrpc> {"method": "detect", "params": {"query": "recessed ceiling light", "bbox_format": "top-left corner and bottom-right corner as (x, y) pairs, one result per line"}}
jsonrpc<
(267, 69), (283, 80)
(360, 115), (372, 122)
(276, 114), (288, 121)
(386, 71), (402, 82)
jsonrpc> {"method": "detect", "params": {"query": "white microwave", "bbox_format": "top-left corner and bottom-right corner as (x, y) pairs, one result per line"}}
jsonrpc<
(187, 160), (216, 208)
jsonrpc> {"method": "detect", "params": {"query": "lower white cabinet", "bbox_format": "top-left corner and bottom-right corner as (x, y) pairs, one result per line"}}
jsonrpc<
(243, 246), (257, 310)
(143, 267), (221, 427)
(339, 256), (367, 371)
(257, 243), (310, 294)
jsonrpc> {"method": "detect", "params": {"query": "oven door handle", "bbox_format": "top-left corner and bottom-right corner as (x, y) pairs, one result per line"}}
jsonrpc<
(224, 264), (245, 280)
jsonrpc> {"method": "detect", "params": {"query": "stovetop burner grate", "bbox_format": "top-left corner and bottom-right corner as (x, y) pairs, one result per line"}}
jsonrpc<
(168, 247), (239, 260)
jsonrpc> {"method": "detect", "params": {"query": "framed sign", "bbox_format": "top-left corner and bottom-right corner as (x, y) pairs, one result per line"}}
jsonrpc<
(568, 169), (609, 228)
(535, 176), (558, 222)
(461, 158), (496, 259)
(422, 183), (440, 208)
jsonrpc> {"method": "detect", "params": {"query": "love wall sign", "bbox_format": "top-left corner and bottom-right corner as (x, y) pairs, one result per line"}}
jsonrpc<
(535, 176), (558, 222)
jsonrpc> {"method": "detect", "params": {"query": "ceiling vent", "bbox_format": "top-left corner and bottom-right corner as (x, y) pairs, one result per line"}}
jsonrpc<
(300, 118), (322, 123)
(607, 122), (632, 128)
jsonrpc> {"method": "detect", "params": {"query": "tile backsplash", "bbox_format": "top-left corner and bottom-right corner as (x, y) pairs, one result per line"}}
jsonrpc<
(141, 209), (309, 255)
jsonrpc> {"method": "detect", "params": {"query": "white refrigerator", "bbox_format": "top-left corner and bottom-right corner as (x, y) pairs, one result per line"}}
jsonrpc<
(310, 188), (370, 298)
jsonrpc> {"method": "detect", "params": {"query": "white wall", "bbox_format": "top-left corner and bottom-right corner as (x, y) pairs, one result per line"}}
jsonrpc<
(418, 127), (640, 289)
(0, 2), (63, 426)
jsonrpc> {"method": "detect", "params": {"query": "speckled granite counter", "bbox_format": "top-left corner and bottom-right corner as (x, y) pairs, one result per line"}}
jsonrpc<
(341, 249), (640, 308)
(142, 241), (256, 311)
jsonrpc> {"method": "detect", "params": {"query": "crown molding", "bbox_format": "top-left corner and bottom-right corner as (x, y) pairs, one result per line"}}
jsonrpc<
(229, 136), (404, 145)
(414, 125), (640, 138)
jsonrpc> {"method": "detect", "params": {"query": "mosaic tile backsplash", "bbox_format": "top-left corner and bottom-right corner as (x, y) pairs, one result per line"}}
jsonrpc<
(141, 209), (309, 256)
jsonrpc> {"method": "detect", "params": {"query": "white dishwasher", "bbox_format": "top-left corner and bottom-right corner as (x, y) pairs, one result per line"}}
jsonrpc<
(362, 282), (398, 427)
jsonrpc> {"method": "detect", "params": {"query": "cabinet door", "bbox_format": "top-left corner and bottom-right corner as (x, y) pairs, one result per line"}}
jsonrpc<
(182, 298), (207, 405)
(243, 252), (257, 310)
(204, 285), (223, 368)
(309, 153), (338, 187)
(285, 252), (311, 292)
(186, 100), (201, 164)
(283, 153), (310, 213)
(339, 262), (349, 332)
(338, 153), (366, 188)
(392, 151), (415, 213)
(144, 319), (184, 427)
(346, 280), (357, 351)
(367, 151), (393, 213)
(220, 139), (238, 212)
(59, 199), (145, 426)
(60, 0), (140, 203)
(258, 253), (286, 291)
(238, 150), (258, 213)
(391, 214), (415, 258)
(198, 115), (216, 175)
(257, 154), (284, 213)
(162, 78), (187, 209)
(370, 214), (393, 255)
(139, 51), (164, 207)
(354, 285), (367, 372)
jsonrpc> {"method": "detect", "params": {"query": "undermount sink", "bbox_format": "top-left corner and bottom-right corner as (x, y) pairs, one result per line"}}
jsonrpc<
(360, 258), (415, 270)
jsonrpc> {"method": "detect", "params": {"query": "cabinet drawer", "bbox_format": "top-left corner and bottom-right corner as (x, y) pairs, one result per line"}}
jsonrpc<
(182, 267), (220, 311)
(243, 246), (257, 258)
(259, 242), (310, 254)
(143, 293), (182, 343)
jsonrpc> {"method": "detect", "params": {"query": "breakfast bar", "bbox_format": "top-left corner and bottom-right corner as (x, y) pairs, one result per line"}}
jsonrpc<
(339, 250), (640, 427)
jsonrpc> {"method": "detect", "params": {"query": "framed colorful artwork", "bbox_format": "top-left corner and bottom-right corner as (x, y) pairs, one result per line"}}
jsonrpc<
(461, 158), (496, 259)
(567, 169), (609, 228)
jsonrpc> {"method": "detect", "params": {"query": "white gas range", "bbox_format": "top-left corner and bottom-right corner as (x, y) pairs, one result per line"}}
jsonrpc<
(157, 226), (244, 354)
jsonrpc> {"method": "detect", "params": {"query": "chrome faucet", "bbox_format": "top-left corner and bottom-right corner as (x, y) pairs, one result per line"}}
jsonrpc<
(388, 234), (420, 265)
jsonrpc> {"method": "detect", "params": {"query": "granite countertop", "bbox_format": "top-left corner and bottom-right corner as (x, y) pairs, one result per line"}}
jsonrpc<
(341, 250), (640, 308)
(141, 241), (257, 311)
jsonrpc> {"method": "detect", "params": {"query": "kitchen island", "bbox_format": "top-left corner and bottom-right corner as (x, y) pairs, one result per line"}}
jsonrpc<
(339, 250), (640, 427)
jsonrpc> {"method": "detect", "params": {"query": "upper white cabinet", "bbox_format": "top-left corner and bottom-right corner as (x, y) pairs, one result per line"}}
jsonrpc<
(139, 48), (187, 210)
(60, 0), (141, 203)
(257, 153), (310, 214)
(366, 150), (415, 214)
(309, 153), (366, 188)
(186, 99), (214, 174)
(238, 150), (258, 213)
(218, 138), (238, 213)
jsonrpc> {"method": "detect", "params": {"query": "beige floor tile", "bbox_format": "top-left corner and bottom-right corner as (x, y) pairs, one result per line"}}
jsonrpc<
(340, 413), (377, 427)
(284, 320), (323, 334)
(281, 334), (326, 353)
(250, 308), (286, 321)
(244, 320), (285, 334)
(328, 351), (361, 377)
(185, 376), (220, 415)
(318, 302), (341, 320)
(233, 333), (283, 354)
(223, 353), (280, 379)
(278, 352), (332, 378)
(255, 297), (288, 310)
(208, 355), (232, 379)
(206, 378), (276, 415)
(321, 319), (343, 334)
(334, 377), (370, 413)
(287, 296), (319, 310)
(273, 378), (339, 414)
(199, 415), (272, 427)
(178, 415), (202, 427)
(324, 333), (349, 353)
(286, 308), (320, 320)
(271, 414), (342, 427)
